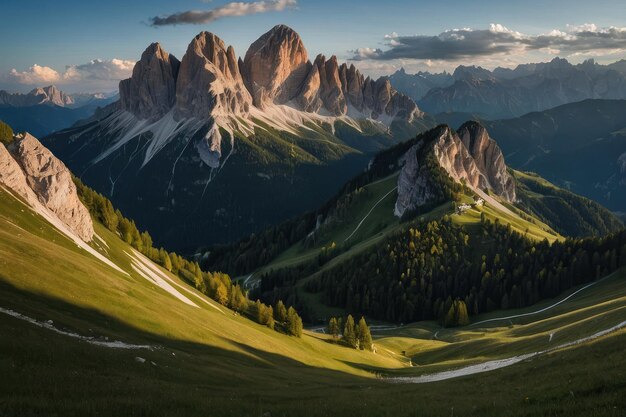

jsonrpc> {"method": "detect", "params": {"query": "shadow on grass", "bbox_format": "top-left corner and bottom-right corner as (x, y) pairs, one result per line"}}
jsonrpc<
(0, 279), (397, 417)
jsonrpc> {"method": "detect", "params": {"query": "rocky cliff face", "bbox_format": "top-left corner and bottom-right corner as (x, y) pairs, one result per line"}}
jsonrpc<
(457, 121), (516, 201)
(175, 32), (252, 120)
(241, 24), (309, 108)
(119, 43), (180, 122)
(394, 124), (516, 217)
(293, 53), (422, 120)
(394, 140), (431, 216)
(0, 133), (94, 241)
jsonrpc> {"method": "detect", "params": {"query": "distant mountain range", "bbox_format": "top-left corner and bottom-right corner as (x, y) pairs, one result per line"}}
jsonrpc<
(43, 25), (433, 252)
(0, 85), (117, 136)
(388, 58), (626, 119)
(483, 99), (626, 213)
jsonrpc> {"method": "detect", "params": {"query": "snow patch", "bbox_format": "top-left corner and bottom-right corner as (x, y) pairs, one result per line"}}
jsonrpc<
(90, 110), (205, 168)
(126, 249), (225, 314)
(126, 250), (198, 307)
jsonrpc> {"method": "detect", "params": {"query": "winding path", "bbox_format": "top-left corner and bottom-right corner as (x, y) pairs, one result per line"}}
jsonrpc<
(470, 276), (608, 327)
(344, 186), (397, 243)
(389, 318), (626, 384)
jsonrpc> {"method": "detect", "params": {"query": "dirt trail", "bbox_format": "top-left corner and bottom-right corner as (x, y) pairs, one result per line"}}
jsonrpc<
(389, 319), (626, 384)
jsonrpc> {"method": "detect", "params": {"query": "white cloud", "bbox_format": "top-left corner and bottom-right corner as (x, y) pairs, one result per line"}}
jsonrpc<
(353, 23), (626, 61)
(150, 0), (297, 26)
(63, 59), (135, 82)
(8, 65), (61, 84)
(3, 59), (135, 92)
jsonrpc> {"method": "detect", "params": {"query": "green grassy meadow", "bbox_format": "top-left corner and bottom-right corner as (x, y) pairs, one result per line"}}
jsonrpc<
(1, 184), (626, 416)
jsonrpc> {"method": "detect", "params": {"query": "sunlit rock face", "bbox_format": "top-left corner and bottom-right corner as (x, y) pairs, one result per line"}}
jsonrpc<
(175, 31), (252, 120)
(457, 121), (516, 202)
(241, 24), (309, 108)
(0, 133), (94, 241)
(394, 124), (516, 217)
(119, 43), (180, 122)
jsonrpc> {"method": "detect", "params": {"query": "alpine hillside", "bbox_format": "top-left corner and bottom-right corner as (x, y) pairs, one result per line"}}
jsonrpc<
(201, 122), (623, 324)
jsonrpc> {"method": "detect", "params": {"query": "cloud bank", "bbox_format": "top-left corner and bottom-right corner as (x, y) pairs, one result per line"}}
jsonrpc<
(150, 0), (297, 26)
(8, 65), (61, 85)
(63, 59), (135, 82)
(3, 59), (135, 92)
(353, 23), (626, 61)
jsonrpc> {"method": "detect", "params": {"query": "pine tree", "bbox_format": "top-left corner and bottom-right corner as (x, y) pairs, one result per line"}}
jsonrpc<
(343, 315), (357, 348)
(274, 300), (287, 323)
(266, 306), (275, 330)
(286, 307), (302, 337)
(444, 300), (470, 327)
(255, 300), (264, 323)
(161, 251), (172, 272)
(214, 283), (229, 306)
(328, 317), (339, 340)
(357, 317), (373, 351)
(455, 300), (470, 326)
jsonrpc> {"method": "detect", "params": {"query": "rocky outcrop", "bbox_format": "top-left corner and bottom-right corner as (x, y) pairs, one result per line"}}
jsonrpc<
(119, 43), (180, 121)
(457, 121), (516, 201)
(432, 127), (489, 191)
(0, 133), (94, 241)
(394, 141), (430, 217)
(292, 54), (422, 121)
(394, 124), (516, 217)
(175, 32), (252, 120)
(241, 24), (309, 108)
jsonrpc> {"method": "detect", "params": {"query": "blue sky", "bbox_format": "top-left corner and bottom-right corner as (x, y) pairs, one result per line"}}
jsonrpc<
(0, 0), (624, 92)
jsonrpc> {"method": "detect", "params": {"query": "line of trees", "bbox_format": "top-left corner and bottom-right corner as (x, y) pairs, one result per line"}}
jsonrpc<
(253, 300), (302, 336)
(327, 315), (373, 351)
(74, 176), (305, 337)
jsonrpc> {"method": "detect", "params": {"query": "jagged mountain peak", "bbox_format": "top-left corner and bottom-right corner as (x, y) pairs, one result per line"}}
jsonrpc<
(457, 121), (516, 202)
(27, 85), (74, 107)
(241, 24), (308, 108)
(175, 30), (251, 120)
(119, 41), (180, 122)
(116, 25), (422, 128)
(452, 65), (494, 81)
(141, 42), (167, 58)
(394, 123), (516, 217)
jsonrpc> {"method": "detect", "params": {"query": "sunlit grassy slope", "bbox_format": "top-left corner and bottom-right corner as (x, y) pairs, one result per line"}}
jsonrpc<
(1, 184), (625, 417)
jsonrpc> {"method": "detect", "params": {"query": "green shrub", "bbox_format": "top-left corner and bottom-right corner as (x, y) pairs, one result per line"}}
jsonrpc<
(0, 120), (14, 145)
